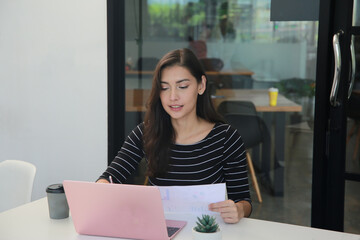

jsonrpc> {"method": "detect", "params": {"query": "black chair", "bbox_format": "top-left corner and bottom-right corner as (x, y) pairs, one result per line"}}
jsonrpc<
(199, 58), (230, 91)
(199, 58), (224, 72)
(217, 101), (271, 203)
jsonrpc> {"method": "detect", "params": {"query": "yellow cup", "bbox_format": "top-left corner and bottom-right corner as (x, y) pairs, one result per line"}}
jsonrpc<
(268, 88), (278, 106)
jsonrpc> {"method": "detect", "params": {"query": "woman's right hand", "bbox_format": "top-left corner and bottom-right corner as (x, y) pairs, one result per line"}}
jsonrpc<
(96, 179), (110, 184)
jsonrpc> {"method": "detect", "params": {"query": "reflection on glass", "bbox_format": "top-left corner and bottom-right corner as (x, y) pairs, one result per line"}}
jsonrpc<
(346, 36), (360, 173)
(125, 0), (318, 123)
(124, 0), (319, 228)
(344, 181), (360, 234)
(122, 1), (360, 232)
(353, 0), (360, 26)
(352, 36), (360, 90)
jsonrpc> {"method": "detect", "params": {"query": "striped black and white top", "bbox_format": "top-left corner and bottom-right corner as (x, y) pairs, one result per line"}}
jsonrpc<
(99, 122), (251, 203)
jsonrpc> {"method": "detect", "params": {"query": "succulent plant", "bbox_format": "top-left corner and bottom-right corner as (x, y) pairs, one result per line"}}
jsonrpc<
(194, 214), (219, 233)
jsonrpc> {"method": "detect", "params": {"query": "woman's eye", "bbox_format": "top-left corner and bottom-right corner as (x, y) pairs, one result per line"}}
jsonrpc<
(179, 86), (188, 89)
(161, 86), (169, 90)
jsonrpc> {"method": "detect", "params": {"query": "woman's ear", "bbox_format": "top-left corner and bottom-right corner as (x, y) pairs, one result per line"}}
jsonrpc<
(198, 75), (207, 95)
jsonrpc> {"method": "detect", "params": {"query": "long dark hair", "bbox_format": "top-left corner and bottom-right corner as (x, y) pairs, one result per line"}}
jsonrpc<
(143, 48), (224, 177)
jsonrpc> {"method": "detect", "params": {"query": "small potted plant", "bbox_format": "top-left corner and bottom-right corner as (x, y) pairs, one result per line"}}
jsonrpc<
(192, 214), (222, 240)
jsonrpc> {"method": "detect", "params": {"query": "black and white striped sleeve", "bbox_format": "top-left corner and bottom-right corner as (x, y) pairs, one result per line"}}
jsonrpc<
(98, 124), (145, 183)
(222, 125), (251, 203)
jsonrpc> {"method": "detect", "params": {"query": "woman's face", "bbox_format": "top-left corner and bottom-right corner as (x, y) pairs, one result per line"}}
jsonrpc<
(159, 65), (206, 122)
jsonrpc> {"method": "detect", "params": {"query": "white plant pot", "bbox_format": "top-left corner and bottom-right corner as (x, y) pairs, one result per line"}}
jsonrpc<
(192, 227), (222, 240)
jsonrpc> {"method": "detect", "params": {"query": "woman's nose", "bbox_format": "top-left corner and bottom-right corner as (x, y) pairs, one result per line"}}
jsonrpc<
(169, 89), (179, 101)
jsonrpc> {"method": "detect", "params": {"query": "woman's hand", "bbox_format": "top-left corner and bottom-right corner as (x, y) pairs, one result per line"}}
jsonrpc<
(208, 200), (251, 223)
(96, 179), (110, 184)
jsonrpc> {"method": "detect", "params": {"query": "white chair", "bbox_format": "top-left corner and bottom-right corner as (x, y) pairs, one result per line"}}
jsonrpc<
(0, 160), (36, 212)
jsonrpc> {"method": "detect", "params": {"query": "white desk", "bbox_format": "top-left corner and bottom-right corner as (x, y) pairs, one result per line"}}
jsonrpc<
(0, 198), (359, 240)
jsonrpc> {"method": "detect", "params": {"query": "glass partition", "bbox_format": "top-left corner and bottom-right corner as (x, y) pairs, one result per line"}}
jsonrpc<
(353, 0), (360, 26)
(124, 0), (318, 227)
(346, 35), (360, 175)
(125, 0), (317, 120)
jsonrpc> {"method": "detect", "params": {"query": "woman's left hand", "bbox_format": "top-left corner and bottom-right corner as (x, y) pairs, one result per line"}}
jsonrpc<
(208, 200), (245, 223)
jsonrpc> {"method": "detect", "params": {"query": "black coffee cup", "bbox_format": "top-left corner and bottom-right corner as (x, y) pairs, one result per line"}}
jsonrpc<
(46, 184), (69, 219)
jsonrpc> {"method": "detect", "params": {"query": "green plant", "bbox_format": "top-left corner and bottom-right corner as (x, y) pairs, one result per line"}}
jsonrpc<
(276, 78), (316, 100)
(194, 214), (219, 233)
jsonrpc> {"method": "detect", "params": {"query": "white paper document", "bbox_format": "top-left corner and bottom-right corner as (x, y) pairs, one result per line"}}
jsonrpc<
(157, 183), (226, 214)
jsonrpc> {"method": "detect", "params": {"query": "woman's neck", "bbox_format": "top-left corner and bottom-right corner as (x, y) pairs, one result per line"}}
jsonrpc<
(171, 116), (201, 134)
(171, 116), (214, 145)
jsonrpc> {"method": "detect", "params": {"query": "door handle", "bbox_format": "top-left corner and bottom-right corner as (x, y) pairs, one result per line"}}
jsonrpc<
(330, 30), (344, 107)
(348, 35), (356, 99)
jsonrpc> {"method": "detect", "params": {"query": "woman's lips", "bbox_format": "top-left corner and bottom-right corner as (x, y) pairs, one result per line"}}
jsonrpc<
(169, 105), (183, 111)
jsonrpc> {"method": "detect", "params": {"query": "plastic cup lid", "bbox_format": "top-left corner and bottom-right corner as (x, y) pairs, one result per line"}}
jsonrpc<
(268, 87), (278, 92)
(46, 183), (64, 193)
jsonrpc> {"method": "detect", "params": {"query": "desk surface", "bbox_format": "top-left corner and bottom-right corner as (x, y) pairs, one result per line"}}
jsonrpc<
(0, 198), (358, 240)
(213, 89), (302, 112)
(353, 89), (360, 94)
(126, 69), (254, 76)
(126, 89), (302, 113)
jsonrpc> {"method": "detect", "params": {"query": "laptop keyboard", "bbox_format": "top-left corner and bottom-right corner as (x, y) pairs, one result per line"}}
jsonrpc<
(167, 227), (180, 237)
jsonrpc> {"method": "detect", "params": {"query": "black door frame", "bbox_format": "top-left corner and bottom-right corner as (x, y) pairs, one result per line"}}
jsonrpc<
(312, 0), (354, 232)
(107, 0), (126, 165)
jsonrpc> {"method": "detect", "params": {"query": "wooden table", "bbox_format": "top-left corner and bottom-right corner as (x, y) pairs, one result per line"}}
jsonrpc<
(126, 69), (254, 77)
(126, 89), (150, 112)
(213, 89), (302, 112)
(126, 69), (254, 89)
(352, 89), (360, 94)
(125, 88), (302, 196)
(126, 89), (301, 112)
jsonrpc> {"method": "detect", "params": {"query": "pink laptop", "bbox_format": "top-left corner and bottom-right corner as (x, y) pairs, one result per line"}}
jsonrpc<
(63, 180), (186, 240)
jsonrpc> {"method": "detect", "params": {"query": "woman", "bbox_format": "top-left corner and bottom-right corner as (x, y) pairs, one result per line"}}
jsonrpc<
(97, 48), (252, 223)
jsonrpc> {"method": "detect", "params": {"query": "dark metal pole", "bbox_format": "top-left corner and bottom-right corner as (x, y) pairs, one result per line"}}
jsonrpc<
(136, 0), (143, 88)
(107, 0), (125, 165)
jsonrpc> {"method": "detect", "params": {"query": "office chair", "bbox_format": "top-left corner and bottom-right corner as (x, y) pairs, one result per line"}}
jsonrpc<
(199, 58), (224, 72)
(188, 40), (207, 59)
(0, 160), (36, 212)
(199, 58), (230, 89)
(218, 101), (271, 203)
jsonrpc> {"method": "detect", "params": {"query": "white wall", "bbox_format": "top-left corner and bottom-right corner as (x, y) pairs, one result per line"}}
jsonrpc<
(0, 0), (107, 200)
